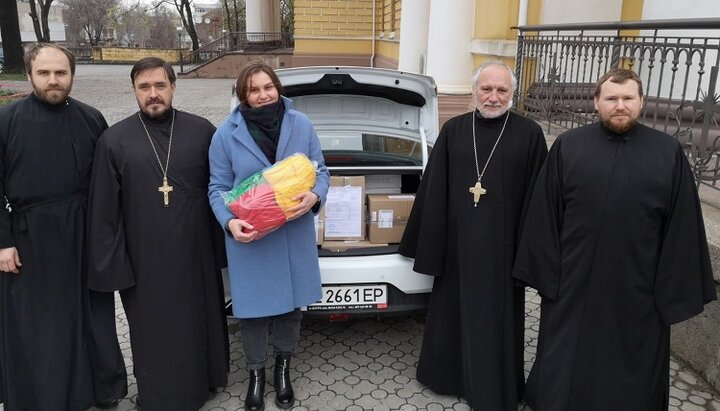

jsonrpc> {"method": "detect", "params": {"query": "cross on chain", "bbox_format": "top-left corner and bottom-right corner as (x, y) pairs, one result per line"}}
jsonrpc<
(158, 177), (173, 207)
(469, 181), (487, 207)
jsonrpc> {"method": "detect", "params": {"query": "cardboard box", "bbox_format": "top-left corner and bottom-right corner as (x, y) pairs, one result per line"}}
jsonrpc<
(367, 194), (415, 244)
(324, 176), (366, 241)
(321, 240), (389, 253)
(365, 174), (402, 194)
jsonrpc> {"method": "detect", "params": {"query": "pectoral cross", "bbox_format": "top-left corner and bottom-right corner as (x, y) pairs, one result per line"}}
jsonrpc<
(158, 177), (173, 207)
(469, 181), (486, 207)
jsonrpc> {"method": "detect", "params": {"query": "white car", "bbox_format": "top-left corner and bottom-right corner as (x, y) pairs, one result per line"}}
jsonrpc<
(227, 66), (438, 317)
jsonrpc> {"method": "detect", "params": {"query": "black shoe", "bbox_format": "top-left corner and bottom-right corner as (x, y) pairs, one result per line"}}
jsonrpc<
(274, 354), (295, 409)
(94, 398), (120, 409)
(245, 368), (265, 411)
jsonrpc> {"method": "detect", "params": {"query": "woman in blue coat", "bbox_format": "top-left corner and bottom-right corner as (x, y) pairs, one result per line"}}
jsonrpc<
(208, 62), (329, 411)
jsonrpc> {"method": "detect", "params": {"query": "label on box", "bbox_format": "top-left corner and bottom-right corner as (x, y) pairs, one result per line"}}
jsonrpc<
(388, 195), (415, 200)
(378, 210), (394, 228)
(325, 186), (363, 238)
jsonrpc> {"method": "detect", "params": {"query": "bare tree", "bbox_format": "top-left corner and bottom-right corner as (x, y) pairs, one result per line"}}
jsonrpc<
(158, 0), (199, 52)
(113, 2), (152, 47)
(222, 0), (244, 33)
(0, 0), (24, 73)
(280, 0), (293, 34)
(27, 0), (53, 42)
(147, 7), (177, 49)
(62, 0), (119, 46)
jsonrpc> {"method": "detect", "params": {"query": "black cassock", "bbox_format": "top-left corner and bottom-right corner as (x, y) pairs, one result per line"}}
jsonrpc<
(87, 109), (229, 411)
(0, 94), (126, 410)
(513, 122), (717, 411)
(399, 110), (547, 410)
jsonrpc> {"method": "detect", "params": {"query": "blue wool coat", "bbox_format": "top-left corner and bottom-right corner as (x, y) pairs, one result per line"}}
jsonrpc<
(209, 97), (329, 318)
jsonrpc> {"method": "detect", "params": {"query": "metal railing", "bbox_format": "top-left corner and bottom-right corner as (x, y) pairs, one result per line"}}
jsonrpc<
(514, 18), (720, 187)
(182, 31), (294, 72)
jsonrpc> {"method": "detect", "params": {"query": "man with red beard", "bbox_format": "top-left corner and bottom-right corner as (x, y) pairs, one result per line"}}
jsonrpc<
(513, 68), (717, 410)
(0, 43), (127, 410)
(87, 57), (229, 410)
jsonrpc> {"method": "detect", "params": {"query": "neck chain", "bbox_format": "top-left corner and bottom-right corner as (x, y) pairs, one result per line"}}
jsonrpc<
(138, 110), (175, 207)
(469, 110), (510, 207)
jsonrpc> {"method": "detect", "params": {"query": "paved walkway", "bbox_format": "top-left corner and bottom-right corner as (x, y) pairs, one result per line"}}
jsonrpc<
(1, 64), (719, 410)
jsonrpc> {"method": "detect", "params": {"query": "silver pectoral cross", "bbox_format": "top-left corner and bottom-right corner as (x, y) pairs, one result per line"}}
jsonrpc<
(158, 177), (174, 207)
(469, 181), (486, 207)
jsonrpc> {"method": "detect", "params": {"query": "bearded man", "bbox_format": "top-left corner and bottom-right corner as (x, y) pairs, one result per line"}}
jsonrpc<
(513, 68), (717, 410)
(0, 43), (127, 410)
(398, 61), (547, 410)
(87, 57), (229, 411)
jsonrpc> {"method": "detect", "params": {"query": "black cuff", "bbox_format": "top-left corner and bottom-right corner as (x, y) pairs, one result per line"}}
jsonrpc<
(311, 198), (321, 213)
(224, 217), (234, 232)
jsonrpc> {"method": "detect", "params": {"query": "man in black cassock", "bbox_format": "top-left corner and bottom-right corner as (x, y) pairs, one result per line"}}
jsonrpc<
(399, 61), (547, 410)
(87, 57), (229, 411)
(513, 68), (717, 411)
(0, 44), (127, 410)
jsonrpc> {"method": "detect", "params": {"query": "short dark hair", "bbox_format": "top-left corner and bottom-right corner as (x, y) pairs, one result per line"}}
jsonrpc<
(594, 68), (644, 98)
(24, 43), (76, 75)
(130, 57), (176, 85)
(235, 62), (284, 105)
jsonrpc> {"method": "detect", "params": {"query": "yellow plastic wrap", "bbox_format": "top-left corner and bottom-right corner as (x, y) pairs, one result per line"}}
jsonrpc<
(262, 153), (317, 215)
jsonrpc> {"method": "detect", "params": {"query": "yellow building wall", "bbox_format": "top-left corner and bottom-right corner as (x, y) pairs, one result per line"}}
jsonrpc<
(620, 0), (644, 36)
(376, 0), (400, 63)
(294, 39), (372, 54)
(93, 47), (187, 63)
(376, 40), (399, 60)
(293, 0), (399, 66)
(294, 0), (375, 37)
(294, 0), (375, 57)
(471, 0), (543, 69)
(475, 0), (516, 40)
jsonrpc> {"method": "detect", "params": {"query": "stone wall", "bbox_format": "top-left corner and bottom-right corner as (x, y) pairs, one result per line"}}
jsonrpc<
(179, 51), (293, 79)
(92, 47), (187, 64)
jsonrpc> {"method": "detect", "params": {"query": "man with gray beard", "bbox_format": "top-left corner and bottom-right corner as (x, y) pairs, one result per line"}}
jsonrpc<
(399, 61), (547, 410)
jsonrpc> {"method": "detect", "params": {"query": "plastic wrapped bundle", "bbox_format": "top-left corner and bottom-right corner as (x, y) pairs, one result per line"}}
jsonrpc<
(224, 153), (317, 238)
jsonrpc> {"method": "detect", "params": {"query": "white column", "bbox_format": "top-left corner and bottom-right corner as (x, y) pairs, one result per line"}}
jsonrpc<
(246, 0), (263, 33)
(262, 0), (282, 33)
(397, 0), (431, 74)
(425, 0), (474, 94)
(518, 0), (529, 26)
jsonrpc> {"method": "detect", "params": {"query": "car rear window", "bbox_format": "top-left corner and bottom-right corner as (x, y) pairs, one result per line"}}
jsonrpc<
(321, 133), (429, 167)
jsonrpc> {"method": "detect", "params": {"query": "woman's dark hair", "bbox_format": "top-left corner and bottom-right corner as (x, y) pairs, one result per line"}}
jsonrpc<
(130, 57), (176, 85)
(235, 62), (284, 104)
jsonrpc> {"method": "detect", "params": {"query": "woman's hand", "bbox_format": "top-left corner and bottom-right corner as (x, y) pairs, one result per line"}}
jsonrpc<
(227, 219), (259, 243)
(286, 191), (319, 221)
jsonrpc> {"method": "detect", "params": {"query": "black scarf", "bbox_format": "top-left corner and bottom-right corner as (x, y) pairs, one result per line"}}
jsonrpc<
(240, 99), (285, 163)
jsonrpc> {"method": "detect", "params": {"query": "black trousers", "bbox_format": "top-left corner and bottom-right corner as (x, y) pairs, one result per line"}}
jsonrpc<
(238, 308), (302, 369)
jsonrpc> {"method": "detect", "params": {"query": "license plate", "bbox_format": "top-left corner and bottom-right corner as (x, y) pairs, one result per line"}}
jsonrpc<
(307, 285), (388, 311)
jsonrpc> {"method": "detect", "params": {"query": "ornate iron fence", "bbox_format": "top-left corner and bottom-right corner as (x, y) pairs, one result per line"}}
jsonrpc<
(182, 31), (293, 72)
(514, 18), (720, 187)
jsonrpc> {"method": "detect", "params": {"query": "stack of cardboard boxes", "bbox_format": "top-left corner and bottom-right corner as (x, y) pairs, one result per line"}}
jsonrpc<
(316, 175), (415, 252)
